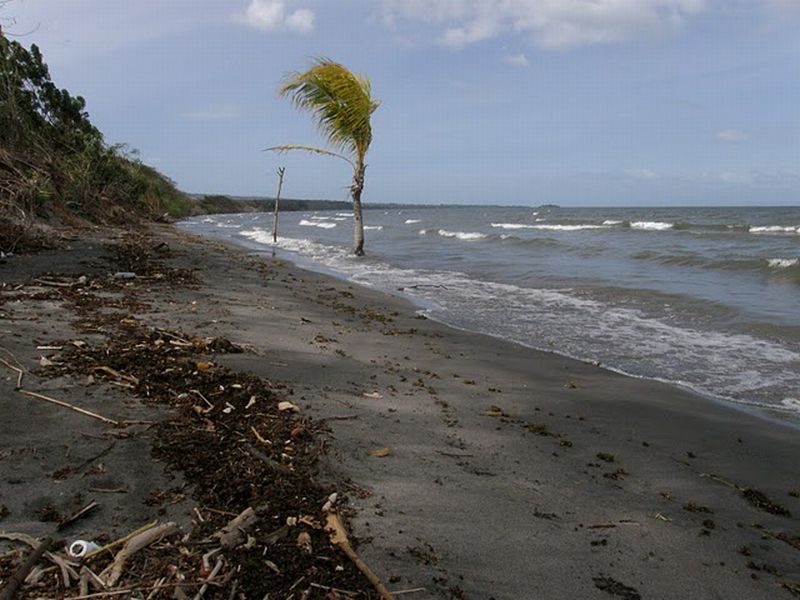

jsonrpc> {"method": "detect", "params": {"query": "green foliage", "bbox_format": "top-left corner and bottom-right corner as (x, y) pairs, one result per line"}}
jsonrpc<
(278, 58), (379, 164)
(0, 32), (188, 233)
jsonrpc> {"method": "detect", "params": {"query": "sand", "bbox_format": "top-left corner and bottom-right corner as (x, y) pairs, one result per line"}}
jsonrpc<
(1, 225), (798, 599)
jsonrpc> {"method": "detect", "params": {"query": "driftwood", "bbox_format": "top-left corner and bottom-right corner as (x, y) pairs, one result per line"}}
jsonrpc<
(0, 356), (24, 388)
(18, 389), (119, 425)
(0, 536), (52, 600)
(325, 513), (393, 600)
(101, 522), (178, 587)
(271, 167), (286, 244)
(57, 500), (99, 531)
(212, 507), (258, 549)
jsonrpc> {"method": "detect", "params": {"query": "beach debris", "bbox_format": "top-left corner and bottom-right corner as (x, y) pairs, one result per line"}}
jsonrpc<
(363, 391), (384, 399)
(654, 513), (671, 522)
(17, 389), (119, 425)
(57, 500), (100, 531)
(322, 492), (338, 513)
(326, 512), (394, 600)
(38, 356), (53, 367)
(597, 452), (616, 463)
(742, 488), (791, 517)
(245, 395), (257, 409)
(683, 502), (713, 514)
(278, 400), (300, 412)
(782, 581), (800, 597)
(100, 521), (179, 587)
(0, 356), (24, 388)
(211, 506), (260, 549)
(592, 575), (642, 600)
(296, 531), (313, 554)
(369, 446), (391, 458)
(67, 540), (101, 559)
(789, 487), (800, 498)
(481, 405), (504, 417)
(0, 536), (53, 600)
(113, 271), (137, 279)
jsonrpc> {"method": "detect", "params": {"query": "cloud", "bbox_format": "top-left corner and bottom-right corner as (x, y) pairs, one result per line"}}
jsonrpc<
(381, 0), (706, 50)
(184, 104), (241, 121)
(235, 0), (315, 33)
(716, 129), (748, 142)
(624, 168), (658, 179)
(503, 53), (530, 67)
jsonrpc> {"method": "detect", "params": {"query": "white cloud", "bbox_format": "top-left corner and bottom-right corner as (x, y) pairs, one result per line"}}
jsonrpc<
(184, 104), (241, 121)
(503, 53), (530, 67)
(716, 129), (748, 142)
(624, 168), (658, 179)
(381, 0), (706, 50)
(235, 0), (315, 33)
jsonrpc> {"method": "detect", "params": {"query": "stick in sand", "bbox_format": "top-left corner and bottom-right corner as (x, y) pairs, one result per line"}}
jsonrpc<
(18, 389), (119, 426)
(325, 512), (393, 600)
(272, 167), (286, 244)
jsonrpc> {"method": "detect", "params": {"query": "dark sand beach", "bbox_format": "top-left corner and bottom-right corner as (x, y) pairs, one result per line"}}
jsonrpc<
(1, 225), (799, 599)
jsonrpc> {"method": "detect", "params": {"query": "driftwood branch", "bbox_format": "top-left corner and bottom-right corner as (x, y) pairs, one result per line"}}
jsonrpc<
(17, 389), (119, 425)
(325, 513), (393, 600)
(0, 537), (52, 600)
(212, 507), (258, 549)
(101, 522), (178, 587)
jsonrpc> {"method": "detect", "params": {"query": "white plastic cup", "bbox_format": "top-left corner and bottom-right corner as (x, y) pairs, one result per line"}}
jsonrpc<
(68, 540), (100, 559)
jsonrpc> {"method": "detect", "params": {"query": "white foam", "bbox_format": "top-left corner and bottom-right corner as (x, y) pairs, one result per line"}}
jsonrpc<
(405, 219), (421, 224)
(437, 229), (487, 241)
(491, 223), (536, 230)
(631, 221), (673, 231)
(364, 225), (383, 230)
(310, 215), (332, 220)
(336, 212), (354, 217)
(299, 219), (337, 229)
(767, 258), (799, 268)
(603, 220), (623, 225)
(750, 225), (800, 234)
(531, 224), (607, 231)
(419, 229), (428, 235)
(783, 398), (800, 411)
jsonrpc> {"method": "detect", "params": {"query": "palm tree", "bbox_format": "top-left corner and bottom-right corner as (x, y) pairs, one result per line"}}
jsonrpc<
(267, 59), (379, 256)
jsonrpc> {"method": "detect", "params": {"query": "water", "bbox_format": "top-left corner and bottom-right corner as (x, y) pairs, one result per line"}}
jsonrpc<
(179, 206), (800, 420)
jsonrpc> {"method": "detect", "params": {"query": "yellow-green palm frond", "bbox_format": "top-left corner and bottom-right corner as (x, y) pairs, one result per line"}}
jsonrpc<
(264, 144), (354, 167)
(279, 58), (380, 161)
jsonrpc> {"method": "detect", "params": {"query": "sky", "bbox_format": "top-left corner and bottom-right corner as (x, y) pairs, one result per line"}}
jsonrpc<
(2, 0), (799, 206)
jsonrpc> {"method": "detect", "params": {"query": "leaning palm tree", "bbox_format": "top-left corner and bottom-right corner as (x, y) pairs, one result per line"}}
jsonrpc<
(267, 59), (379, 256)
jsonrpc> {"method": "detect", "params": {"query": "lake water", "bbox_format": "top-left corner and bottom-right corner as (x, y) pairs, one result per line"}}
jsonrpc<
(180, 205), (800, 421)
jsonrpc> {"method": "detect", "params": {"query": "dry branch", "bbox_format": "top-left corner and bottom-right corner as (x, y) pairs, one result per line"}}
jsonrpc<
(17, 389), (119, 425)
(325, 513), (393, 600)
(0, 536), (52, 600)
(101, 522), (178, 587)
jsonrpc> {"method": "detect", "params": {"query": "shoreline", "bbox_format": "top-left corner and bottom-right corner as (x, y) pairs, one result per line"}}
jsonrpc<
(206, 226), (800, 432)
(2, 224), (799, 599)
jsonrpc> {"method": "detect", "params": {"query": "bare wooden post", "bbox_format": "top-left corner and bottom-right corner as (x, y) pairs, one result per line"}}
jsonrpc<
(271, 167), (286, 244)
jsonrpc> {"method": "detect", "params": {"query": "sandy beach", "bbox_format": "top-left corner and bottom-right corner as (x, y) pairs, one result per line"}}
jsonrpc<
(1, 225), (799, 599)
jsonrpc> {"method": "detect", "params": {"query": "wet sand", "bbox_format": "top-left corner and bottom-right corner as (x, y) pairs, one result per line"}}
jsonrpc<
(1, 225), (798, 599)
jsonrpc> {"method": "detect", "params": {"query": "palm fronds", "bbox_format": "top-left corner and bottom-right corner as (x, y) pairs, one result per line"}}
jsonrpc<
(264, 144), (353, 167)
(278, 58), (380, 162)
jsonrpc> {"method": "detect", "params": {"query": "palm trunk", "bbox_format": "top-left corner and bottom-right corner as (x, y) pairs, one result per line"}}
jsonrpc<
(351, 161), (366, 256)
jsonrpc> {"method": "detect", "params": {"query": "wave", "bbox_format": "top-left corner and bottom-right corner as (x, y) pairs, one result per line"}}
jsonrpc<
(364, 225), (383, 230)
(336, 212), (354, 217)
(768, 258), (799, 269)
(631, 221), (673, 231)
(405, 219), (421, 224)
(750, 225), (800, 234)
(437, 229), (487, 241)
(299, 219), (337, 229)
(603, 220), (623, 225)
(491, 223), (537, 230)
(310, 215), (332, 220)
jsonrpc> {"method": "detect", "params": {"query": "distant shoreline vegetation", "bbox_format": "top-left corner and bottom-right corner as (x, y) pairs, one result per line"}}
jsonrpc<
(184, 194), (446, 215)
